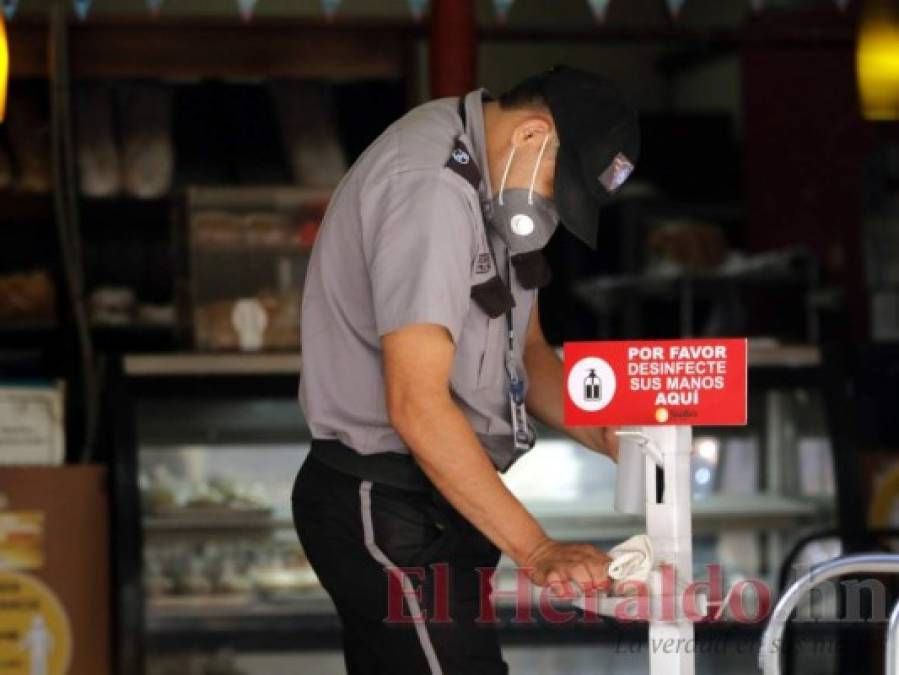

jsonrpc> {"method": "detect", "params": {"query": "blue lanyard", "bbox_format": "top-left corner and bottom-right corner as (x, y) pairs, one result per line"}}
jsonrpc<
(457, 96), (522, 402)
(457, 95), (531, 450)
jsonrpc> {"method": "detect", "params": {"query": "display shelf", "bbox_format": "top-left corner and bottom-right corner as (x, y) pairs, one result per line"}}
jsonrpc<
(0, 191), (54, 221)
(123, 344), (819, 379)
(138, 494), (823, 539)
(142, 513), (293, 540)
(575, 270), (806, 303)
(746, 343), (820, 369)
(528, 493), (825, 541)
(185, 185), (331, 209)
(147, 591), (334, 622)
(0, 320), (58, 334)
(143, 514), (291, 533)
(92, 324), (179, 351)
(571, 231), (821, 340)
(0, 323), (179, 354)
(144, 585), (683, 626)
(125, 352), (302, 376)
(0, 322), (176, 335)
(145, 582), (861, 656)
(575, 267), (812, 302)
(0, 191), (173, 220)
(145, 601), (343, 653)
(575, 247), (816, 303)
(145, 587), (693, 626)
(8, 16), (417, 81)
(145, 607), (871, 657)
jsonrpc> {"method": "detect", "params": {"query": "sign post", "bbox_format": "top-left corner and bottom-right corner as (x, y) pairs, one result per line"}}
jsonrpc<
(564, 338), (748, 675)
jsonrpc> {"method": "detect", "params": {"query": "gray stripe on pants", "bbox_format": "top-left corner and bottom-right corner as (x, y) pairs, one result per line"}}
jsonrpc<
(359, 480), (444, 675)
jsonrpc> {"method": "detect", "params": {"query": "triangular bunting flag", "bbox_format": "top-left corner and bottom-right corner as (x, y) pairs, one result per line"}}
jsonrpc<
(666, 0), (686, 19)
(322, 0), (340, 20)
(407, 0), (428, 22)
(237, 0), (257, 21)
(493, 0), (514, 23)
(2, 0), (18, 21)
(587, 0), (611, 22)
(73, 0), (91, 20)
(147, 0), (164, 16)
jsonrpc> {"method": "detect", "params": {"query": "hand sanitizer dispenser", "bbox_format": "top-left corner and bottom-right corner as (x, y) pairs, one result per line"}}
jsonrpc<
(615, 431), (647, 515)
(614, 429), (664, 515)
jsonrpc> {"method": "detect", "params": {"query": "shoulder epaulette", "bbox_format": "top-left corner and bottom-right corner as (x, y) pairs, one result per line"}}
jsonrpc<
(444, 139), (482, 192)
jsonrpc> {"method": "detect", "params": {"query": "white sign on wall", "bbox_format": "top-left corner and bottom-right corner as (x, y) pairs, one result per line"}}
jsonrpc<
(0, 384), (65, 466)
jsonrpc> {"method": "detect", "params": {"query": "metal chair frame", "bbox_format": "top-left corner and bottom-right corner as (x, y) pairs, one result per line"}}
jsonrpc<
(760, 554), (899, 675)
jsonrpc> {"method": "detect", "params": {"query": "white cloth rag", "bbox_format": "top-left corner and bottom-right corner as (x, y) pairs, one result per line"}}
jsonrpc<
(607, 534), (654, 584)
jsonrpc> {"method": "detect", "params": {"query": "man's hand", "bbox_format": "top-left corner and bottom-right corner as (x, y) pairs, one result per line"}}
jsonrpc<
(524, 538), (612, 598)
(579, 426), (620, 463)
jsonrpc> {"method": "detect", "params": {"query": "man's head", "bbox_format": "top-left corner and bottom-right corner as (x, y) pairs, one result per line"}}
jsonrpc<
(484, 77), (558, 202)
(484, 66), (640, 248)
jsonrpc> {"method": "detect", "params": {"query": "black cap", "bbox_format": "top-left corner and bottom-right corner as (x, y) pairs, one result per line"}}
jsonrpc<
(540, 66), (640, 249)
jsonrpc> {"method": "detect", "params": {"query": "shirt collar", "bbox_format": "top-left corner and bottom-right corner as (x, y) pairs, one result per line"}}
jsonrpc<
(462, 88), (514, 273)
(462, 88), (495, 202)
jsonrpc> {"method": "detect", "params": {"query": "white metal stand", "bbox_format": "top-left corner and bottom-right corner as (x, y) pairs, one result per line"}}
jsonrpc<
(638, 426), (696, 675)
(572, 425), (696, 673)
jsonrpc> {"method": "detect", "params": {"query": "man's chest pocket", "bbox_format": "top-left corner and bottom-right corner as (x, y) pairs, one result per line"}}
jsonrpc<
(450, 309), (505, 393)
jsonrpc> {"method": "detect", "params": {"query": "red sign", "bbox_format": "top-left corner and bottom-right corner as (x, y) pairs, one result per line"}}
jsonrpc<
(564, 338), (748, 427)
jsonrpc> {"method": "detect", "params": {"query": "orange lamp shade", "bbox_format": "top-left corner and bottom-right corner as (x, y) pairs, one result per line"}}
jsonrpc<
(857, 0), (899, 121)
(0, 15), (8, 123)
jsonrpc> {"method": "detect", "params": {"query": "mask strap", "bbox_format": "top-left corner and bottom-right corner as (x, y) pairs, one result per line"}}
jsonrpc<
(527, 132), (551, 206)
(498, 144), (517, 206)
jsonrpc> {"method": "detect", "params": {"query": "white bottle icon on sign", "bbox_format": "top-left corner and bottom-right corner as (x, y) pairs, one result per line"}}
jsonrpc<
(584, 369), (601, 402)
(20, 615), (53, 675)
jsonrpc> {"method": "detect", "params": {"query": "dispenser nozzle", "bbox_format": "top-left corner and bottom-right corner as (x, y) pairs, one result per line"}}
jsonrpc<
(614, 430), (664, 467)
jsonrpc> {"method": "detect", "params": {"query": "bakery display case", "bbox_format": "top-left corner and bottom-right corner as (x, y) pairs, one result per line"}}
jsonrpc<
(110, 353), (337, 675)
(109, 343), (837, 674)
(140, 443), (317, 607)
(182, 186), (329, 352)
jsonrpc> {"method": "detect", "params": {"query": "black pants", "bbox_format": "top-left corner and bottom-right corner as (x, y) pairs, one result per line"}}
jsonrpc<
(292, 454), (508, 675)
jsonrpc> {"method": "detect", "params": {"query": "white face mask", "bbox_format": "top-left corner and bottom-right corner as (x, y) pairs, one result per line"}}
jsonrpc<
(490, 133), (559, 289)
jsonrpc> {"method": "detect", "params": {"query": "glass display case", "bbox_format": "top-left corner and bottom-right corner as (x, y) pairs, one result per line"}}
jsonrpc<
(140, 443), (319, 615)
(182, 187), (329, 352)
(493, 370), (835, 605)
(112, 345), (836, 675)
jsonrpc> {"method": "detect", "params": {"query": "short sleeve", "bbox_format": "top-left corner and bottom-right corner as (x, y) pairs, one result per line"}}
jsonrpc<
(365, 171), (475, 343)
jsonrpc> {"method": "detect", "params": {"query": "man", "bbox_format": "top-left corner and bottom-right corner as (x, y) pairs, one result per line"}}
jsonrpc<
(293, 66), (640, 675)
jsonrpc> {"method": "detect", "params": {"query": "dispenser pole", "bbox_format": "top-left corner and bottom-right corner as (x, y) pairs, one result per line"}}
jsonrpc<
(642, 425), (695, 675)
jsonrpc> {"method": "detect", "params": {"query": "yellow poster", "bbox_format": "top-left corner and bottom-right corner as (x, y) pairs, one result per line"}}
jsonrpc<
(0, 572), (72, 675)
(0, 514), (44, 572)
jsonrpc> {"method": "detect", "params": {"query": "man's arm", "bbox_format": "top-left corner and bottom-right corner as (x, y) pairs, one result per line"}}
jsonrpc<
(522, 300), (619, 461)
(383, 323), (610, 594)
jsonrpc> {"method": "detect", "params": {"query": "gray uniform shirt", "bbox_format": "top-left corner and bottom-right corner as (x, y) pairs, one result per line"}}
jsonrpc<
(299, 90), (537, 471)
